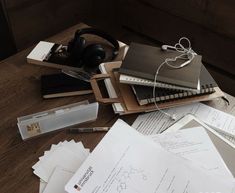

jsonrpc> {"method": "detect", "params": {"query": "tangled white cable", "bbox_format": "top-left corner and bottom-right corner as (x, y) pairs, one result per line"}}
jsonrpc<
(153, 37), (197, 121)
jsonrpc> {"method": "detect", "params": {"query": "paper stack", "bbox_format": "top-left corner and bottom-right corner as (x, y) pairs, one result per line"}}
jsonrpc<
(32, 140), (90, 193)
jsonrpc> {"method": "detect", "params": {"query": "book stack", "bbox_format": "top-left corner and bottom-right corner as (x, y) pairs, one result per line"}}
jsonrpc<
(91, 42), (224, 115)
(118, 42), (219, 106)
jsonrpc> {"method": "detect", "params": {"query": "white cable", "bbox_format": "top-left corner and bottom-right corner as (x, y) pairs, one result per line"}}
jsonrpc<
(153, 37), (196, 120)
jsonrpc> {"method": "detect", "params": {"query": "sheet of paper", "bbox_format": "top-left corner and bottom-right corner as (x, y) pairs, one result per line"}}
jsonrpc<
(33, 140), (89, 193)
(33, 141), (89, 183)
(33, 142), (64, 170)
(33, 141), (89, 171)
(132, 102), (235, 136)
(42, 167), (74, 193)
(65, 119), (235, 193)
(39, 180), (47, 193)
(150, 127), (233, 177)
(34, 146), (84, 182)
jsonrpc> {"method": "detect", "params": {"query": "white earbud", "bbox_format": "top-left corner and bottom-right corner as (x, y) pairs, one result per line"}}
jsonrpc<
(159, 110), (177, 121)
(171, 114), (177, 121)
(161, 45), (176, 51)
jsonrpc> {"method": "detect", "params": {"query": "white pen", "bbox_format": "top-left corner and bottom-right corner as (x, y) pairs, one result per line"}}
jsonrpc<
(68, 127), (110, 133)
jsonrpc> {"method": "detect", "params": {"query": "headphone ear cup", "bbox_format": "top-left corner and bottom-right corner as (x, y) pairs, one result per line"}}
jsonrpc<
(68, 37), (86, 62)
(82, 44), (106, 69)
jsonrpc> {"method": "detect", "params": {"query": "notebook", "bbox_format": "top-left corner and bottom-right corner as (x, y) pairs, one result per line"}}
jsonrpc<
(119, 42), (202, 91)
(41, 73), (92, 99)
(132, 65), (217, 105)
(119, 74), (200, 92)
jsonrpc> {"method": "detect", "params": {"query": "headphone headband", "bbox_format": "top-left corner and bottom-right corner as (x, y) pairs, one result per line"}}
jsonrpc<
(75, 28), (119, 59)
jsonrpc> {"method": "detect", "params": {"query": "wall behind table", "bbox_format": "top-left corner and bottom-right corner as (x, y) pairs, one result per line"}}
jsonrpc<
(4, 0), (93, 51)
(0, 0), (16, 60)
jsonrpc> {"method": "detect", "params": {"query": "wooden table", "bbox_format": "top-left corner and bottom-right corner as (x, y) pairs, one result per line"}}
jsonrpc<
(0, 23), (235, 193)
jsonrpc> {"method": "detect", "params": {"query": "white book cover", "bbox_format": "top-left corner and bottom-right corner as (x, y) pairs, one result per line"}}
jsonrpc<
(27, 41), (55, 62)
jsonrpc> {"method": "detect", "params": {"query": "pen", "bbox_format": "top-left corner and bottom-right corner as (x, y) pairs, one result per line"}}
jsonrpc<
(68, 127), (110, 133)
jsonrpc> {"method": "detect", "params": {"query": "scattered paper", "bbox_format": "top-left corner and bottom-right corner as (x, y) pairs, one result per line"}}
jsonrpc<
(132, 102), (235, 137)
(150, 127), (233, 177)
(65, 119), (235, 193)
(34, 146), (84, 182)
(32, 140), (89, 193)
(43, 167), (74, 193)
(39, 180), (47, 193)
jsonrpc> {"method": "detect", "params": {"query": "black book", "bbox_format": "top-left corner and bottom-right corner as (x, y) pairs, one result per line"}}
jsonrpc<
(41, 73), (92, 99)
(132, 65), (218, 105)
(119, 42), (202, 90)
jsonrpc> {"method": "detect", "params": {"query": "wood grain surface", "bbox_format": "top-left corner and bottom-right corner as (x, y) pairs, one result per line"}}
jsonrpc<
(0, 23), (235, 193)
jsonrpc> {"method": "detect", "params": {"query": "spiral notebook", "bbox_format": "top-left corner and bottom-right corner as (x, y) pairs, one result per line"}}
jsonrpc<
(120, 74), (200, 92)
(132, 65), (217, 105)
(119, 42), (202, 91)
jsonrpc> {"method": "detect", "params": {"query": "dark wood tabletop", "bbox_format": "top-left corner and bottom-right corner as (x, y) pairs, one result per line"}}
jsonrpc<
(0, 23), (235, 193)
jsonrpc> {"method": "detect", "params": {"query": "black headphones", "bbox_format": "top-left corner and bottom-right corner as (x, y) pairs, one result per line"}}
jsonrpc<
(67, 28), (119, 70)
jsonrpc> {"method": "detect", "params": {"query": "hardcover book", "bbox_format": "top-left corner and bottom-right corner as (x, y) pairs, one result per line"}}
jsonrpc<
(41, 73), (92, 98)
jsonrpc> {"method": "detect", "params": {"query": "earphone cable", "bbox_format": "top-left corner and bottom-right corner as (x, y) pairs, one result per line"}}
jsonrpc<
(152, 37), (196, 120)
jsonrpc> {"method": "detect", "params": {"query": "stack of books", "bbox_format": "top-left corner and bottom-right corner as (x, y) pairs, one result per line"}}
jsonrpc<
(118, 43), (218, 106)
(92, 42), (223, 115)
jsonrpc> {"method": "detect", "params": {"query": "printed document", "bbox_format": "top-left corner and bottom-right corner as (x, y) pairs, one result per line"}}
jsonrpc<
(65, 119), (235, 193)
(42, 167), (74, 193)
(132, 102), (235, 136)
(150, 127), (233, 177)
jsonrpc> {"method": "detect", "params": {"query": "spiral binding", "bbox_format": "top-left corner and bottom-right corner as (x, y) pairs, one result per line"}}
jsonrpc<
(136, 85), (215, 106)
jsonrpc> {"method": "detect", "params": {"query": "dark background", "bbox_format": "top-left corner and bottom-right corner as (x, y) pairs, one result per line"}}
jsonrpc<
(0, 1), (16, 59)
(0, 0), (234, 96)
